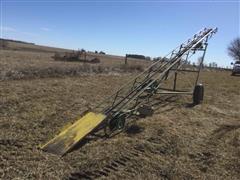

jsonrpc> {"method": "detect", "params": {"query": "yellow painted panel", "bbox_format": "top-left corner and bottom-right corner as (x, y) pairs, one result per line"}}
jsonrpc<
(41, 112), (106, 156)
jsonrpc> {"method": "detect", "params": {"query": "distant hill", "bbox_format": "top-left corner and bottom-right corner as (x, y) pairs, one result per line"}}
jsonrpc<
(0, 38), (72, 53)
(0, 38), (35, 45)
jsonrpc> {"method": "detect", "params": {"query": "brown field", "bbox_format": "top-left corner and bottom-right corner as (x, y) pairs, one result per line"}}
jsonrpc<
(0, 40), (151, 81)
(0, 41), (240, 179)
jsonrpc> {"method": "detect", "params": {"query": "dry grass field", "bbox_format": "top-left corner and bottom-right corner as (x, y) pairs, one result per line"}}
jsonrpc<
(0, 49), (149, 80)
(0, 41), (240, 179)
(0, 40), (150, 81)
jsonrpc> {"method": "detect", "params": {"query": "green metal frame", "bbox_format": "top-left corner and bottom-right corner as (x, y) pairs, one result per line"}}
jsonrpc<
(92, 28), (218, 135)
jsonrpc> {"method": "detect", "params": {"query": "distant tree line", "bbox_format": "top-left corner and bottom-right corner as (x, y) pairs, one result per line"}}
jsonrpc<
(208, 62), (218, 68)
(153, 57), (172, 61)
(153, 55), (232, 70)
(126, 54), (151, 60)
(95, 50), (106, 55)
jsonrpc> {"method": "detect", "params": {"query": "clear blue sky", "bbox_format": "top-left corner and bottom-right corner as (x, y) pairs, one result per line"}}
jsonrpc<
(1, 0), (239, 67)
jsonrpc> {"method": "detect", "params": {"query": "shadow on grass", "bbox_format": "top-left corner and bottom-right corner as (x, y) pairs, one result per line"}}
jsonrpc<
(70, 134), (105, 155)
(125, 124), (145, 135)
(185, 103), (197, 108)
(212, 123), (240, 139)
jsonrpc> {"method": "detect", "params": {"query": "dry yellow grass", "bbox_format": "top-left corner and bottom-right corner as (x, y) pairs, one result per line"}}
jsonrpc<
(0, 41), (151, 80)
(1, 42), (239, 179)
(0, 49), (151, 80)
(0, 70), (239, 179)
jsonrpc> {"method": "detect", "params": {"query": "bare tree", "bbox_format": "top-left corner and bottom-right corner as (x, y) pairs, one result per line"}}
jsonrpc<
(209, 62), (218, 68)
(227, 38), (240, 61)
(197, 57), (204, 68)
(197, 57), (202, 65)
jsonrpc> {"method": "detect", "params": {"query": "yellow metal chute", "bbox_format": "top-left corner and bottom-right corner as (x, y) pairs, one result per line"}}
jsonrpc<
(41, 112), (106, 156)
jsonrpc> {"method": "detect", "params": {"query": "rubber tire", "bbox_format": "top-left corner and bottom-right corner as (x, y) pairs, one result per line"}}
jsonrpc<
(117, 117), (125, 130)
(193, 84), (204, 105)
(231, 72), (235, 76)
